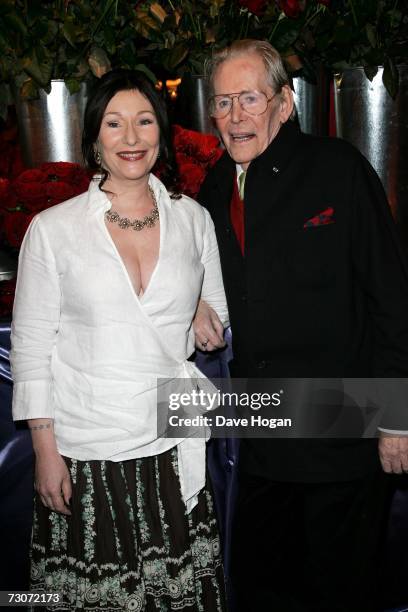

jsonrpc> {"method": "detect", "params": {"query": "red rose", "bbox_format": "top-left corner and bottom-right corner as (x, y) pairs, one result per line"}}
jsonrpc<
(71, 176), (92, 196)
(45, 181), (76, 206)
(238, 0), (267, 16)
(0, 279), (16, 319)
(173, 125), (190, 149)
(0, 190), (17, 211)
(40, 161), (87, 182)
(0, 178), (11, 200)
(176, 152), (193, 167)
(13, 181), (47, 212)
(178, 160), (206, 198)
(279, 0), (303, 18)
(195, 140), (223, 164)
(3, 211), (35, 248)
(16, 169), (47, 183)
(173, 125), (221, 163)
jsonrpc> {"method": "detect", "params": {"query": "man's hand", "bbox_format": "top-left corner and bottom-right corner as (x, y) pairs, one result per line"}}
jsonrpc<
(193, 300), (226, 352)
(379, 433), (408, 474)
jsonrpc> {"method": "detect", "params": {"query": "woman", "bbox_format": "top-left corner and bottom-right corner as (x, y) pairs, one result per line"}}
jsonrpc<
(11, 69), (228, 611)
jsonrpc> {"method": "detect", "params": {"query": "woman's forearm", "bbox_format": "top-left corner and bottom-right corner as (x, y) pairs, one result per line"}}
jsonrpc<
(28, 419), (59, 457)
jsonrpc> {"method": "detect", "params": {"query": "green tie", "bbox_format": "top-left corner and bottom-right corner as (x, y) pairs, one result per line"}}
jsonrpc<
(238, 171), (246, 201)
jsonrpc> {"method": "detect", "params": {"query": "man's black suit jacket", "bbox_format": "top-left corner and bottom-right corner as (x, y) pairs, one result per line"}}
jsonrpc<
(198, 120), (408, 482)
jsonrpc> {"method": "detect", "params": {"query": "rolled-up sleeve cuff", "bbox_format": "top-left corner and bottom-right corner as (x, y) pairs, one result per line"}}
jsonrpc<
(378, 428), (408, 435)
(12, 380), (54, 421)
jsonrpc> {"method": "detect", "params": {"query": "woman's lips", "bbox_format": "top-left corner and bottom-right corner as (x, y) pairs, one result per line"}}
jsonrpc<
(116, 151), (147, 161)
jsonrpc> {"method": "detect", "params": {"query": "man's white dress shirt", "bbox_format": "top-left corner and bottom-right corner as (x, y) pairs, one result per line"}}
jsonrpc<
(11, 174), (229, 512)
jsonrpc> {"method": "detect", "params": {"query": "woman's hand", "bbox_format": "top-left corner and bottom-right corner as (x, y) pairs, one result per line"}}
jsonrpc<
(193, 300), (226, 352)
(28, 419), (72, 515)
(35, 451), (72, 515)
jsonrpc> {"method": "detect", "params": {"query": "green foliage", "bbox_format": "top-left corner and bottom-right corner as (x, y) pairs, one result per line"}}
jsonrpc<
(315, 0), (408, 97)
(0, 0), (406, 116)
(0, 0), (157, 116)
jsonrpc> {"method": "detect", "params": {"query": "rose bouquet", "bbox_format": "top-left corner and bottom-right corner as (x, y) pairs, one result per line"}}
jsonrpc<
(0, 163), (91, 249)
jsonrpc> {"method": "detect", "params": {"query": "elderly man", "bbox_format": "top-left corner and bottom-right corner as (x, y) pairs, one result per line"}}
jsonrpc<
(195, 39), (408, 612)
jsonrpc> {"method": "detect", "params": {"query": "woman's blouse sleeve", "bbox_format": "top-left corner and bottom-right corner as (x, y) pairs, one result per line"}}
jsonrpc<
(10, 215), (61, 420)
(200, 208), (230, 327)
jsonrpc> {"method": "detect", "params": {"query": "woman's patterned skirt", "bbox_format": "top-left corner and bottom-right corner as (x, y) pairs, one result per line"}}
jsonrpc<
(30, 447), (227, 611)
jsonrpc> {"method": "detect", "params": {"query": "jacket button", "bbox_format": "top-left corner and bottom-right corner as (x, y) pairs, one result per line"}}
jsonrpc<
(241, 293), (247, 302)
(226, 227), (231, 235)
(256, 360), (266, 369)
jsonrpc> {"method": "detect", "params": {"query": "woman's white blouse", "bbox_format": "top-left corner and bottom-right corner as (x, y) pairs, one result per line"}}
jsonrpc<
(10, 174), (229, 512)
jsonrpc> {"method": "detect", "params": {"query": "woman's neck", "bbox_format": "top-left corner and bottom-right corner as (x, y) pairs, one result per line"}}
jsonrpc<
(104, 175), (154, 215)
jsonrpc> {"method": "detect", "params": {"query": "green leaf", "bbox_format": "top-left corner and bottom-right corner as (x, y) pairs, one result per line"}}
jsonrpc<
(62, 21), (77, 47)
(363, 65), (378, 81)
(64, 77), (81, 94)
(0, 101), (8, 121)
(333, 24), (352, 47)
(133, 63), (157, 84)
(88, 46), (112, 78)
(166, 43), (190, 70)
(271, 19), (301, 53)
(73, 58), (89, 79)
(365, 23), (377, 48)
(382, 56), (399, 99)
(0, 82), (12, 119)
(31, 17), (50, 40)
(134, 12), (162, 38)
(3, 13), (27, 37)
(22, 50), (53, 88)
(20, 77), (39, 100)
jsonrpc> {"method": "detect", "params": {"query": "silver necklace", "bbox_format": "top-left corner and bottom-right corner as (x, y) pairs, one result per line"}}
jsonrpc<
(105, 186), (159, 231)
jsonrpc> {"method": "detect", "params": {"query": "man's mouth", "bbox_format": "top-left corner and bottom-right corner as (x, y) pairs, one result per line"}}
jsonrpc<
(117, 151), (146, 161)
(230, 133), (255, 143)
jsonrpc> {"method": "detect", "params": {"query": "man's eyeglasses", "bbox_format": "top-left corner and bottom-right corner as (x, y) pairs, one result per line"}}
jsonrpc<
(208, 90), (275, 119)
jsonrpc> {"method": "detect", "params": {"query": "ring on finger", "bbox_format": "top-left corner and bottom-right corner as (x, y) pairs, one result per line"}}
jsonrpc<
(202, 339), (209, 348)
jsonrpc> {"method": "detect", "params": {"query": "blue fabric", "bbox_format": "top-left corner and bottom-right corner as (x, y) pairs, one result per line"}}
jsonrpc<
(195, 328), (239, 575)
(194, 327), (239, 608)
(0, 321), (34, 590)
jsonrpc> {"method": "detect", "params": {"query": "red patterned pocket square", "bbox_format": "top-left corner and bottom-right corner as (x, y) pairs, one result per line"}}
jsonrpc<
(304, 207), (334, 228)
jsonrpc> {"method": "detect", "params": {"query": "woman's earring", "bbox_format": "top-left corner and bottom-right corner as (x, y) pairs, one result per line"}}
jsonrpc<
(94, 149), (102, 166)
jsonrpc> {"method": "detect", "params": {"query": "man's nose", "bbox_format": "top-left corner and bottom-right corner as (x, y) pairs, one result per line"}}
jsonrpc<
(230, 97), (244, 123)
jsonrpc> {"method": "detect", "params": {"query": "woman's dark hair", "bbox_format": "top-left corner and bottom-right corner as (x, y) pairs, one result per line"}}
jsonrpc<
(82, 69), (180, 196)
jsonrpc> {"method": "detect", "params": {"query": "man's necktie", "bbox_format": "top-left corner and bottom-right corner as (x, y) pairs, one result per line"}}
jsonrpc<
(238, 171), (246, 201)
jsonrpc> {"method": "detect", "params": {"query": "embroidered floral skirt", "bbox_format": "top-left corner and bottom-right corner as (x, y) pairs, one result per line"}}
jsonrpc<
(30, 447), (226, 611)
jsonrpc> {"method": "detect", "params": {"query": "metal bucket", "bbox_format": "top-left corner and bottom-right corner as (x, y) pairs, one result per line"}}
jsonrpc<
(176, 75), (216, 135)
(334, 66), (408, 244)
(15, 80), (88, 167)
(292, 70), (329, 136)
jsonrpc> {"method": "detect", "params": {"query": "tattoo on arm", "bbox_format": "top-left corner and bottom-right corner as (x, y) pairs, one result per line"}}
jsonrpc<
(28, 423), (53, 431)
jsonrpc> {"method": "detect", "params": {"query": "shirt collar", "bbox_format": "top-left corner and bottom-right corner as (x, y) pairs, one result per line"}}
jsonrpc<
(236, 164), (245, 179)
(86, 172), (172, 213)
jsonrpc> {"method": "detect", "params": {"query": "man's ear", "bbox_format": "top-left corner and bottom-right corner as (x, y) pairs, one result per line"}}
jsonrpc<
(279, 85), (295, 123)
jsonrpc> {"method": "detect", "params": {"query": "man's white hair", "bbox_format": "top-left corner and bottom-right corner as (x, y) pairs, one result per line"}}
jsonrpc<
(205, 39), (291, 96)
(205, 39), (296, 120)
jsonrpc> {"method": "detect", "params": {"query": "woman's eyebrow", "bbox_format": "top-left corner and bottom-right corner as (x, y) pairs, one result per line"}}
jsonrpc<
(103, 110), (155, 117)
